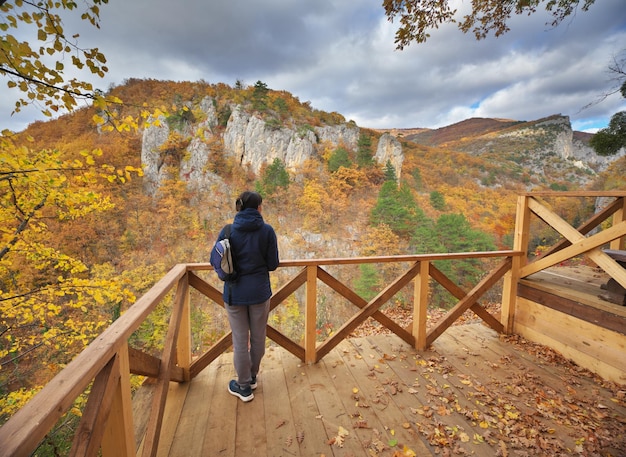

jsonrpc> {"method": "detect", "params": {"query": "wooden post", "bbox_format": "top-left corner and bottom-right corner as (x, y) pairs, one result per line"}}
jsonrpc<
(413, 261), (429, 350)
(610, 196), (625, 251)
(304, 265), (318, 364)
(501, 195), (530, 333)
(101, 343), (135, 457)
(176, 272), (192, 381)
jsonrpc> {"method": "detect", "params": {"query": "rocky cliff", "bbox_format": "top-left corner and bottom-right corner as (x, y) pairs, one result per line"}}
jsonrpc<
(141, 96), (404, 194)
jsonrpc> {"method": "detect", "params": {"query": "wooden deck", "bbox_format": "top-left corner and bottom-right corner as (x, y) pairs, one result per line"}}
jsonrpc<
(141, 323), (626, 457)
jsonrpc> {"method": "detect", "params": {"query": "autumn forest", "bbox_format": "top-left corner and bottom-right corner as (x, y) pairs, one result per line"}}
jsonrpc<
(1, 78), (625, 446)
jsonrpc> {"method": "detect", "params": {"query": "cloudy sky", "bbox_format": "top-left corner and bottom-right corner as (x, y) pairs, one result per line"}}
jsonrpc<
(3, 0), (626, 133)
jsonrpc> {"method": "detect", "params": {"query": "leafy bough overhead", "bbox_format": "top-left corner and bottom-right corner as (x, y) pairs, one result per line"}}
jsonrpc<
(382, 0), (597, 49)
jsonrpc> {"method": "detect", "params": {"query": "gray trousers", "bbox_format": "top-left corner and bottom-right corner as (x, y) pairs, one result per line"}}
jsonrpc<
(225, 299), (270, 388)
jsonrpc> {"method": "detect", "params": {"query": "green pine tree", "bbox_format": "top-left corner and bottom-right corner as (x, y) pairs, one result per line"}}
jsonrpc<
(328, 146), (352, 172)
(354, 264), (381, 301)
(356, 133), (373, 167)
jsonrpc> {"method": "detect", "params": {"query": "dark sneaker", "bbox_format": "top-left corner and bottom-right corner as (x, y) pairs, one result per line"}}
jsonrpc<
(250, 376), (258, 390)
(228, 380), (254, 402)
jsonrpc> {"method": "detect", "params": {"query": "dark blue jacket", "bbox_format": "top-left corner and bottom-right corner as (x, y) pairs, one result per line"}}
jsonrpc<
(217, 208), (279, 305)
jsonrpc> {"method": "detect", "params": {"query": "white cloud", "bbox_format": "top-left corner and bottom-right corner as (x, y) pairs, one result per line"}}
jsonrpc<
(2, 0), (625, 133)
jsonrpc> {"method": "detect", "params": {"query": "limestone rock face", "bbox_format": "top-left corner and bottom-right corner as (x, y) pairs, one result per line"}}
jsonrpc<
(142, 98), (402, 192)
(536, 116), (625, 171)
(315, 124), (360, 151)
(224, 109), (317, 173)
(374, 133), (404, 181)
(179, 98), (224, 193)
(222, 107), (367, 174)
(141, 117), (170, 196)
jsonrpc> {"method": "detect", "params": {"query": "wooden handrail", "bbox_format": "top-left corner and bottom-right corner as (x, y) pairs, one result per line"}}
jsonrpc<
(0, 250), (522, 456)
(501, 193), (626, 331)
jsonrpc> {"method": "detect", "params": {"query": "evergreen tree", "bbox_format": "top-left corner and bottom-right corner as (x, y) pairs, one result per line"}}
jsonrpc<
(328, 146), (352, 172)
(252, 80), (269, 111)
(356, 133), (373, 167)
(410, 212), (497, 308)
(371, 181), (424, 237)
(256, 158), (290, 197)
(354, 264), (381, 301)
(412, 167), (423, 190)
(383, 160), (397, 182)
(430, 190), (446, 210)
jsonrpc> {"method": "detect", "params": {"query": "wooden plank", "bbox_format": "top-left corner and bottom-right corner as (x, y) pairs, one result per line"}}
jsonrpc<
(280, 349), (332, 455)
(440, 324), (626, 456)
(129, 347), (186, 382)
(518, 281), (626, 335)
(502, 195), (531, 332)
(142, 276), (189, 457)
(610, 198), (625, 251)
(71, 354), (121, 457)
(426, 258), (511, 345)
(261, 346), (303, 456)
(321, 343), (395, 453)
(305, 265), (317, 364)
(277, 250), (522, 268)
(514, 298), (626, 383)
(304, 356), (368, 454)
(317, 266), (415, 345)
(521, 191), (626, 197)
(101, 344), (135, 457)
(414, 260), (429, 350)
(167, 361), (218, 457)
(153, 382), (190, 457)
(333, 338), (435, 455)
(233, 380), (267, 457)
(176, 284), (192, 379)
(358, 335), (496, 457)
(202, 358), (237, 455)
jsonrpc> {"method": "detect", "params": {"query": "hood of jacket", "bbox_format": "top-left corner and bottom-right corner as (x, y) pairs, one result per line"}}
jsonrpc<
(232, 208), (264, 232)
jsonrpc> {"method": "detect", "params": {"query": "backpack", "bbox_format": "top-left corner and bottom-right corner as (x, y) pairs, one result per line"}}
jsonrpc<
(210, 224), (238, 282)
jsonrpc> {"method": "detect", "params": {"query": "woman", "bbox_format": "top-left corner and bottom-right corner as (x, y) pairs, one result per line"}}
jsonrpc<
(214, 191), (279, 402)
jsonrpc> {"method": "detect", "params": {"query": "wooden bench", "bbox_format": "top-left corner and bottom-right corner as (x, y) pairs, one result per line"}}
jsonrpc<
(600, 249), (626, 305)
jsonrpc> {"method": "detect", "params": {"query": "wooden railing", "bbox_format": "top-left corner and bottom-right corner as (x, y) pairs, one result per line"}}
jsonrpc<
(501, 191), (626, 331)
(0, 250), (521, 456)
(3, 191), (625, 457)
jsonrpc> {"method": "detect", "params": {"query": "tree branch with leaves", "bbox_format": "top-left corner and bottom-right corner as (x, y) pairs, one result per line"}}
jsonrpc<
(382, 0), (597, 49)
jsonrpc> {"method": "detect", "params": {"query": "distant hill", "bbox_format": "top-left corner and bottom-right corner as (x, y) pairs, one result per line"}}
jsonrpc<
(401, 118), (524, 147)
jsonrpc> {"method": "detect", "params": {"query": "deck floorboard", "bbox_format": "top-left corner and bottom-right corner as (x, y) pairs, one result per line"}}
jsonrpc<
(158, 323), (625, 457)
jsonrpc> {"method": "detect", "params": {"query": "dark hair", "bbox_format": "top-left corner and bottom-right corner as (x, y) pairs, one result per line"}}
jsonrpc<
(235, 191), (263, 211)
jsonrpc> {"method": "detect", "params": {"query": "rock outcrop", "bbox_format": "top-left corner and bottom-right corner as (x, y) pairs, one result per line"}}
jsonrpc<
(535, 116), (625, 170)
(374, 133), (403, 181)
(141, 96), (399, 193)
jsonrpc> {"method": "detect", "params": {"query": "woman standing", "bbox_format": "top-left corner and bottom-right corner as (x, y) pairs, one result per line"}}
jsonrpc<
(214, 191), (279, 402)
